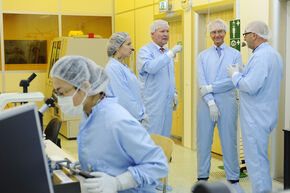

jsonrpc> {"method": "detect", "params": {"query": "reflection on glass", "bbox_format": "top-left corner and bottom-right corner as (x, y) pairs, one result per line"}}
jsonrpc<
(4, 40), (47, 64)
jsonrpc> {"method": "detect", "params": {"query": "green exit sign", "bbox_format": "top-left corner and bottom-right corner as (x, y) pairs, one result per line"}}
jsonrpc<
(230, 19), (240, 38)
(159, 0), (168, 12)
(230, 19), (241, 51)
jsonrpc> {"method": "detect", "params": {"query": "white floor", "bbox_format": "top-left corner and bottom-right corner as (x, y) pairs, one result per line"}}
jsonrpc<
(60, 135), (283, 193)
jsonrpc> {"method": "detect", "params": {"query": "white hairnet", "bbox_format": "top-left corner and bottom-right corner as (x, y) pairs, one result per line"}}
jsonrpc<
(50, 55), (109, 96)
(150, 19), (169, 35)
(207, 19), (228, 33)
(245, 21), (271, 40)
(107, 32), (130, 57)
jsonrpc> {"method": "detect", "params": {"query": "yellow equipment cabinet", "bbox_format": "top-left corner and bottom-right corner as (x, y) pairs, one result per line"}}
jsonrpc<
(45, 37), (109, 139)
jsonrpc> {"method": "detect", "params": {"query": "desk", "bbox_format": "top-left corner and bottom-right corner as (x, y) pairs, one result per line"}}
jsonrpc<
(45, 140), (87, 193)
(45, 139), (76, 162)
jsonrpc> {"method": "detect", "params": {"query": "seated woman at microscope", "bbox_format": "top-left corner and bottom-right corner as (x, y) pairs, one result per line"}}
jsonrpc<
(50, 55), (168, 193)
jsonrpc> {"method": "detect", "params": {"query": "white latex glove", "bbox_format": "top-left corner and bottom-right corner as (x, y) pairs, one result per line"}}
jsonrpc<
(141, 114), (149, 128)
(200, 85), (213, 97)
(226, 63), (239, 78)
(173, 93), (178, 111)
(166, 45), (182, 58)
(83, 172), (118, 193)
(207, 100), (220, 122)
(83, 171), (137, 193)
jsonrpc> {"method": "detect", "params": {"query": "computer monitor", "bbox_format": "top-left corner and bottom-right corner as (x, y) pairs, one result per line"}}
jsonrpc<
(0, 103), (54, 193)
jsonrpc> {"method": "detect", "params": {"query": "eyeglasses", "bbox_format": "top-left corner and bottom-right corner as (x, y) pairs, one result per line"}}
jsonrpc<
(242, 32), (252, 37)
(53, 86), (76, 97)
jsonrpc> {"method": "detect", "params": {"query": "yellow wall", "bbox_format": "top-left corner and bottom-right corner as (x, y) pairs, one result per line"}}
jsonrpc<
(114, 0), (154, 72)
(61, 0), (113, 15)
(115, 0), (134, 14)
(114, 11), (135, 39)
(240, 0), (269, 64)
(3, 14), (58, 40)
(194, 0), (228, 7)
(61, 16), (112, 38)
(114, 11), (135, 53)
(135, 6), (154, 52)
(2, 0), (59, 12)
(3, 0), (113, 15)
(135, 0), (153, 9)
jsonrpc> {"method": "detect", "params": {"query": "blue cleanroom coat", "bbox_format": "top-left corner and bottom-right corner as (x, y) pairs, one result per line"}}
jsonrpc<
(106, 57), (146, 121)
(77, 97), (169, 193)
(136, 41), (177, 138)
(232, 42), (284, 193)
(197, 43), (241, 181)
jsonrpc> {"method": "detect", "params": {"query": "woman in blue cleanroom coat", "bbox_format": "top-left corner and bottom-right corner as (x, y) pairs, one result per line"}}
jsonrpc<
(105, 32), (148, 127)
(50, 55), (169, 193)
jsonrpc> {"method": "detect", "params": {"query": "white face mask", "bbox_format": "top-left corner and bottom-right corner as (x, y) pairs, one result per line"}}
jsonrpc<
(57, 88), (87, 116)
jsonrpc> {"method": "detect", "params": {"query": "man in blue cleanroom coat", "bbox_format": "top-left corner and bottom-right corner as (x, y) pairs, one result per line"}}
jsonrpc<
(136, 19), (182, 138)
(227, 21), (284, 193)
(197, 19), (243, 192)
(105, 32), (148, 127)
(50, 55), (169, 193)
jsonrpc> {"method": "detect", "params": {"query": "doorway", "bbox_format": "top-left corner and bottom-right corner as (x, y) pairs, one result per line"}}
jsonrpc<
(196, 8), (235, 155)
(168, 18), (184, 141)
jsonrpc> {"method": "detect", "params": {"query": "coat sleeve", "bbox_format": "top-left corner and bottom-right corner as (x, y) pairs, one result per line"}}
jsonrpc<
(211, 52), (242, 93)
(232, 54), (268, 95)
(106, 67), (142, 120)
(197, 53), (214, 103)
(137, 47), (172, 75)
(113, 119), (169, 187)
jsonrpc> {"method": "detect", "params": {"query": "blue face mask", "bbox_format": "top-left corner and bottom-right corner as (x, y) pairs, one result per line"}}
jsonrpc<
(57, 88), (87, 116)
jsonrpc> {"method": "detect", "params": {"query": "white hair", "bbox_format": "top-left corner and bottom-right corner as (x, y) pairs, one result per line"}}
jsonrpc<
(207, 19), (228, 33)
(149, 19), (169, 36)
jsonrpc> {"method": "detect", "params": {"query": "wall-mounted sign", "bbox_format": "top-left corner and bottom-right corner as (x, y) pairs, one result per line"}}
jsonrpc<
(159, 0), (169, 12)
(230, 19), (241, 51)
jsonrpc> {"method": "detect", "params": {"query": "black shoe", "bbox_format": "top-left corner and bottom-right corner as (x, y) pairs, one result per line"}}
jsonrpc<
(228, 179), (239, 184)
(197, 177), (209, 181)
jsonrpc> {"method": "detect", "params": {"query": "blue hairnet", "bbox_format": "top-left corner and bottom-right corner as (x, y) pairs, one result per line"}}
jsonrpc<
(207, 19), (228, 33)
(107, 32), (130, 57)
(245, 21), (271, 40)
(50, 55), (109, 96)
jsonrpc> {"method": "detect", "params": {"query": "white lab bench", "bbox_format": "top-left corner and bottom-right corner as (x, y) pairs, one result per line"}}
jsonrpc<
(45, 140), (88, 193)
(45, 139), (76, 162)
